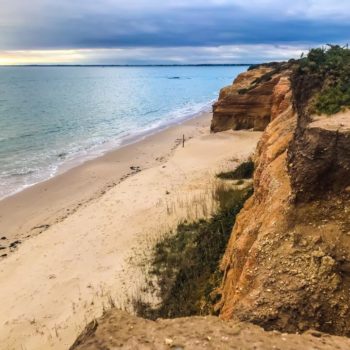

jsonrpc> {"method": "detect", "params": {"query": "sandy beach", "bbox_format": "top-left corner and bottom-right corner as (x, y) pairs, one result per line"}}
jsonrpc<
(0, 113), (212, 248)
(0, 112), (261, 350)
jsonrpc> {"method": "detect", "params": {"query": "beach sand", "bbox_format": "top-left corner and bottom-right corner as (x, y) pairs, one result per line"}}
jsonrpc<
(0, 112), (261, 350)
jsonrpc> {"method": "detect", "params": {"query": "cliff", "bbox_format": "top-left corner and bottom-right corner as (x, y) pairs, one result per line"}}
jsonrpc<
(211, 63), (292, 132)
(71, 48), (350, 348)
(218, 62), (350, 335)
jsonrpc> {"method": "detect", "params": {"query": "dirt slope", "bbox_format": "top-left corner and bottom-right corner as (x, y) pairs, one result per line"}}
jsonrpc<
(70, 309), (350, 350)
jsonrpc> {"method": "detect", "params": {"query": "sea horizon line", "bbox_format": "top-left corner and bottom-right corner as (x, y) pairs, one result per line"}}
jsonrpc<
(0, 63), (255, 67)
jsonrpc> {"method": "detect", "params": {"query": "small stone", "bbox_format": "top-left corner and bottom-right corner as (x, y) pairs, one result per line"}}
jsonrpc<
(312, 249), (325, 258)
(230, 325), (241, 335)
(9, 240), (21, 249)
(0, 237), (6, 240)
(305, 329), (323, 338)
(165, 338), (173, 346)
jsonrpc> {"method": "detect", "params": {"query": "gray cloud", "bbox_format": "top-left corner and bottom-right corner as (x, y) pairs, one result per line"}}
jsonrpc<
(1, 0), (350, 63)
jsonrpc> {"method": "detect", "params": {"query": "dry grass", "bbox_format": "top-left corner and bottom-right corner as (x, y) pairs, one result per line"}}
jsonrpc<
(132, 180), (253, 319)
(216, 159), (254, 180)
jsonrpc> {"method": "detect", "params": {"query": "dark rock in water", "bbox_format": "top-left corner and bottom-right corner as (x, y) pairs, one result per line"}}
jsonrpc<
(57, 152), (67, 159)
(168, 76), (180, 79)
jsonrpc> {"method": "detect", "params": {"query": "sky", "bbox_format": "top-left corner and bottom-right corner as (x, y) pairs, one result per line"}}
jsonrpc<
(0, 0), (350, 65)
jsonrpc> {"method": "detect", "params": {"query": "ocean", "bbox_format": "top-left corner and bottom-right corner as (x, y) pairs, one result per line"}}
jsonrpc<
(0, 65), (247, 199)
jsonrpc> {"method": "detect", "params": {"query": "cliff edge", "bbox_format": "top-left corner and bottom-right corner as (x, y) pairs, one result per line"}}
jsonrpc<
(211, 63), (292, 132)
(71, 46), (350, 348)
(70, 310), (350, 350)
(218, 49), (350, 336)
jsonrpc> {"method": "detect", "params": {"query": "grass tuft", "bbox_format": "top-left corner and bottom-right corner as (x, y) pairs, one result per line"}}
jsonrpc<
(133, 183), (253, 319)
(216, 160), (254, 180)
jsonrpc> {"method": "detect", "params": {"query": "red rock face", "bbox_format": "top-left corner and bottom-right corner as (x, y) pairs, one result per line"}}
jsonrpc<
(211, 68), (290, 132)
(218, 93), (297, 327)
(218, 69), (350, 336)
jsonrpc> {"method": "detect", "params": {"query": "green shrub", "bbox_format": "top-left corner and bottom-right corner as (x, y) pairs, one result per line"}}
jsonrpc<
(216, 160), (254, 180)
(316, 84), (350, 115)
(294, 45), (350, 115)
(134, 185), (253, 319)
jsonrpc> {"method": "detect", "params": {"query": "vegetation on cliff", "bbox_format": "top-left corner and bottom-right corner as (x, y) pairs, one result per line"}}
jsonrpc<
(217, 160), (254, 180)
(295, 45), (350, 115)
(134, 182), (253, 320)
(237, 45), (350, 116)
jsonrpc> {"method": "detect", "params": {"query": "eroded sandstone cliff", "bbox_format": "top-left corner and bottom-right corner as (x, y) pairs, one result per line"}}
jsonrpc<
(71, 59), (350, 348)
(211, 63), (292, 132)
(218, 64), (350, 336)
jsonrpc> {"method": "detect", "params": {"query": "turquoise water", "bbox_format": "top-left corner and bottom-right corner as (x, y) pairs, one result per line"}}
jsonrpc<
(0, 66), (246, 199)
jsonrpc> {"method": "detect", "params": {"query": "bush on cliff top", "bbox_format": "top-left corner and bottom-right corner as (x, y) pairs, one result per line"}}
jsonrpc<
(295, 45), (350, 115)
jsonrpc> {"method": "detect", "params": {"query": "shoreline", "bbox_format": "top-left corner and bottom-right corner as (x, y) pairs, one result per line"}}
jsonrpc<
(0, 111), (261, 349)
(0, 111), (213, 253)
(56, 104), (214, 182)
(0, 103), (214, 202)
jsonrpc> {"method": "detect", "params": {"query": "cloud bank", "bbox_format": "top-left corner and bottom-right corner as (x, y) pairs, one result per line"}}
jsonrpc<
(1, 0), (349, 64)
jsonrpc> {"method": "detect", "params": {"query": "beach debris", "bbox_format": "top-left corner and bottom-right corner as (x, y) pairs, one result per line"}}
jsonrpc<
(49, 274), (56, 279)
(31, 224), (50, 231)
(0, 246), (5, 250)
(9, 240), (21, 249)
(130, 166), (141, 173)
(156, 156), (166, 162)
(0, 236), (7, 240)
(166, 191), (170, 195)
(0, 254), (7, 258)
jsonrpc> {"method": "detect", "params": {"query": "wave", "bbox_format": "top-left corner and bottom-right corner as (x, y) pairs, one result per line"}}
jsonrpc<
(0, 99), (213, 200)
